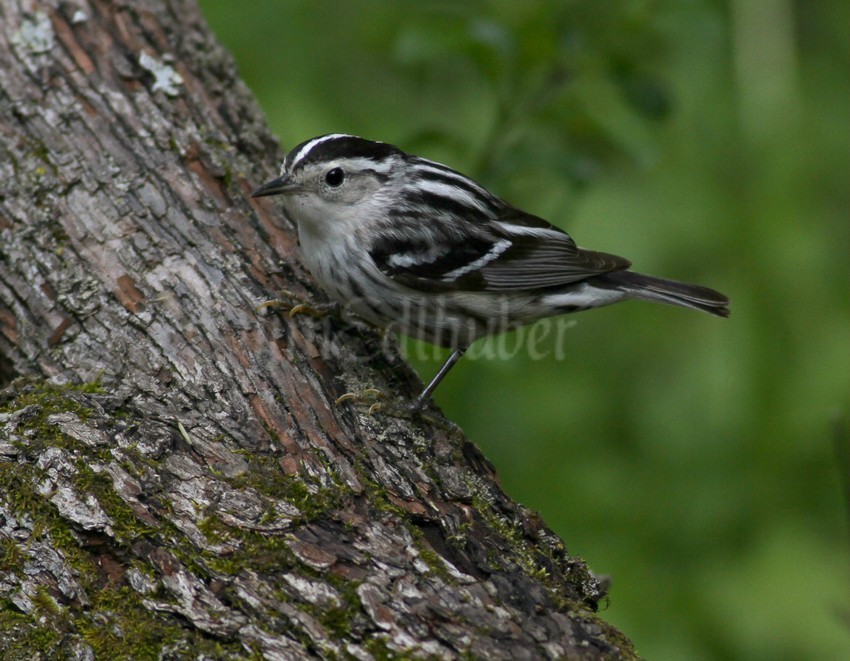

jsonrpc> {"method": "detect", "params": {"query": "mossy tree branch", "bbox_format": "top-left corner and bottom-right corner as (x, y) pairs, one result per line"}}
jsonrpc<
(0, 1), (635, 658)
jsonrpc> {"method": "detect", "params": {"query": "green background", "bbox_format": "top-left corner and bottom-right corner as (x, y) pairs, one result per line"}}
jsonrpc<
(200, 1), (849, 658)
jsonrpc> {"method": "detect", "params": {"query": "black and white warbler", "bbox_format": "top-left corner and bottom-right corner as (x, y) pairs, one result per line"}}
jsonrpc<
(253, 134), (729, 410)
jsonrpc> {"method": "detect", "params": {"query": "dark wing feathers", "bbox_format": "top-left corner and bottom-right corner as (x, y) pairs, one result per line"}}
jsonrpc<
(474, 232), (629, 290)
(369, 208), (630, 293)
(368, 232), (493, 291)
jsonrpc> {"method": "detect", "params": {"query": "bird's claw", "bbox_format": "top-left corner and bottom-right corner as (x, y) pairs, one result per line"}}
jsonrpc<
(336, 389), (436, 421)
(257, 290), (337, 318)
(288, 302), (336, 318)
(335, 388), (457, 430)
(335, 388), (385, 413)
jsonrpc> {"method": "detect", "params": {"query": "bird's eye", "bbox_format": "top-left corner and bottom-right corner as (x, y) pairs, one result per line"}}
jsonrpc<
(325, 167), (345, 187)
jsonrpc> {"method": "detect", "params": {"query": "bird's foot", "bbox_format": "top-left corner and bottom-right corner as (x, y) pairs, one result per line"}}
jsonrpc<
(257, 290), (338, 318)
(335, 388), (451, 428)
(335, 388), (388, 416)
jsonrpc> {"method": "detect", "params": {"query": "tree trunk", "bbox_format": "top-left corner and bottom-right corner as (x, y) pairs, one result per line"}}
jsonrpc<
(0, 1), (636, 658)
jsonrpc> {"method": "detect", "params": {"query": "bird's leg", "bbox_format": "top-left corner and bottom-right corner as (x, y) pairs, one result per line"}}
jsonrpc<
(335, 346), (467, 417)
(257, 290), (339, 318)
(409, 347), (467, 412)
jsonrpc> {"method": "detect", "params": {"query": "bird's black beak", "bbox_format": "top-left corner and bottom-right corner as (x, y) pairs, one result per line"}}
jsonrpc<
(251, 174), (299, 198)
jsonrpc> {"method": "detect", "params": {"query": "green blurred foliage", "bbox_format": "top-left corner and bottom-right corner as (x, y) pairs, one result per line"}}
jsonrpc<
(200, 0), (849, 657)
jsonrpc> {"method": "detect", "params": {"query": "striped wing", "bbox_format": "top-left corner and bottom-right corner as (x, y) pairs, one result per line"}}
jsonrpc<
(369, 208), (630, 293)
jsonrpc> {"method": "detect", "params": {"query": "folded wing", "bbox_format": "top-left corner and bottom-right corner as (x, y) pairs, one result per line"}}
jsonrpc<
(368, 208), (630, 293)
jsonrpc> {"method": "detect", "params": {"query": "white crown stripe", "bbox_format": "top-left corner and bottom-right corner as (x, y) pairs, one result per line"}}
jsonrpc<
(289, 133), (353, 170)
(344, 157), (395, 174)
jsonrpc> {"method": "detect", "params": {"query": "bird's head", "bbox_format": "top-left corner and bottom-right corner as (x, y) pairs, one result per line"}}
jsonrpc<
(252, 134), (403, 235)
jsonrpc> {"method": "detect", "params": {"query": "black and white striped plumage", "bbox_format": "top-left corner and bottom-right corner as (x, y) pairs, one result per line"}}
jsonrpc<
(253, 134), (729, 408)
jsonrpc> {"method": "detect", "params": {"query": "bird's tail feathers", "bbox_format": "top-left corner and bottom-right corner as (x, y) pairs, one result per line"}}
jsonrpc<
(603, 271), (730, 317)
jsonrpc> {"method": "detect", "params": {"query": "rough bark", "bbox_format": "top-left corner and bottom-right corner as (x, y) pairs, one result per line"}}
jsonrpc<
(0, 1), (636, 658)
